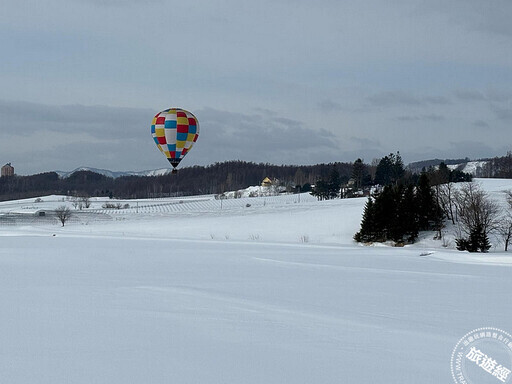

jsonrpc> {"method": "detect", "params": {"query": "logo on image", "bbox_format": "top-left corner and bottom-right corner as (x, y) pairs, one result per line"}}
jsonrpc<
(451, 327), (512, 384)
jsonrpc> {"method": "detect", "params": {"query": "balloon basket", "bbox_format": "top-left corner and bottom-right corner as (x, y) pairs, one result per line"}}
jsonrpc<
(171, 169), (178, 175)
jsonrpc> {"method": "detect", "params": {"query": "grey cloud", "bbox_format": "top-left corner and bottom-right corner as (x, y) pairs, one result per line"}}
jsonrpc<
(0, 100), (154, 140)
(395, 114), (445, 122)
(454, 90), (486, 101)
(492, 106), (512, 121)
(252, 107), (278, 116)
(402, 141), (496, 164)
(3, 99), (510, 175)
(486, 90), (512, 103)
(367, 91), (421, 107)
(366, 91), (450, 107)
(195, 107), (340, 165)
(454, 89), (512, 102)
(348, 137), (381, 149)
(4, 135), (161, 175)
(423, 96), (450, 105)
(72, 0), (163, 6)
(4, 102), (341, 172)
(446, 140), (498, 159)
(334, 148), (386, 165)
(274, 117), (303, 127)
(318, 100), (343, 112)
(0, 100), (163, 174)
(473, 120), (489, 128)
(419, 0), (512, 37)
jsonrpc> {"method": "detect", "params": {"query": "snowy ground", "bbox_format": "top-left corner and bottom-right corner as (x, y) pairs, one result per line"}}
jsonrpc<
(0, 179), (511, 383)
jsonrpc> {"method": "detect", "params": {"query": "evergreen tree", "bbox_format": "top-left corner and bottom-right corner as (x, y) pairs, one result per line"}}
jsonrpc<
(417, 172), (444, 233)
(374, 152), (405, 186)
(351, 158), (368, 190)
(474, 224), (491, 252)
(480, 233), (492, 253)
(372, 185), (396, 241)
(456, 224), (491, 253)
(354, 178), (442, 245)
(311, 168), (342, 200)
(311, 179), (328, 200)
(301, 182), (312, 193)
(400, 185), (419, 243)
(450, 169), (473, 183)
(375, 156), (393, 186)
(468, 228), (481, 252)
(387, 185), (405, 242)
(391, 152), (405, 184)
(438, 162), (450, 183)
(328, 168), (341, 199)
(416, 173), (435, 230)
(455, 238), (471, 252)
(354, 197), (376, 242)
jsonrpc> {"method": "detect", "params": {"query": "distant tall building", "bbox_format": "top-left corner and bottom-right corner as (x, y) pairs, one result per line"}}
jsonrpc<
(1, 163), (14, 177)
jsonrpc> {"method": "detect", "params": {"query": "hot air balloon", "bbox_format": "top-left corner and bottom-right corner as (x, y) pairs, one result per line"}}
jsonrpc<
(151, 108), (199, 173)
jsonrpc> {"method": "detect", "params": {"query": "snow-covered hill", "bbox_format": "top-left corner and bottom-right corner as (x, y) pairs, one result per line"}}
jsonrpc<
(55, 166), (172, 178)
(446, 160), (488, 175)
(409, 159), (490, 176)
(0, 179), (511, 383)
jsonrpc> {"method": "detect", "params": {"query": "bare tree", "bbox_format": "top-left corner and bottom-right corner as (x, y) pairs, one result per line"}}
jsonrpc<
(369, 158), (380, 181)
(81, 195), (91, 208)
(269, 179), (282, 196)
(500, 192), (512, 251)
(454, 183), (501, 252)
(55, 206), (72, 227)
(498, 215), (512, 251)
(436, 182), (457, 225)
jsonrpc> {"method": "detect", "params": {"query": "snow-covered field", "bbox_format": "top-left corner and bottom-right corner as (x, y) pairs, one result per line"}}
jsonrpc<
(1, 179), (511, 383)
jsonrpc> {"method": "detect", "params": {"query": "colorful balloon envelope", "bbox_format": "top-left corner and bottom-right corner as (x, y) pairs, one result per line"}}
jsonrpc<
(151, 108), (199, 171)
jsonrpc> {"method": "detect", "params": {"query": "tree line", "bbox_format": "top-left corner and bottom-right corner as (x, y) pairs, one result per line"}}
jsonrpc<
(0, 161), (354, 201)
(0, 154), (477, 202)
(478, 152), (512, 178)
(6, 151), (510, 202)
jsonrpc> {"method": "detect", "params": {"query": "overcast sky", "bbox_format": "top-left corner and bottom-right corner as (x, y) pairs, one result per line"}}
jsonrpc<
(1, 0), (511, 174)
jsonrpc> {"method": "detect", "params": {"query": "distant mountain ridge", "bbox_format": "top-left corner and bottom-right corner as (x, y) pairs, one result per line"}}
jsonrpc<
(55, 167), (172, 179)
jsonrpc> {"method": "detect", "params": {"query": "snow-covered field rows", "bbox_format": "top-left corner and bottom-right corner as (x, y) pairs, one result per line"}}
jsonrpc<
(93, 192), (317, 215)
(0, 190), (318, 216)
(1, 179), (512, 383)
